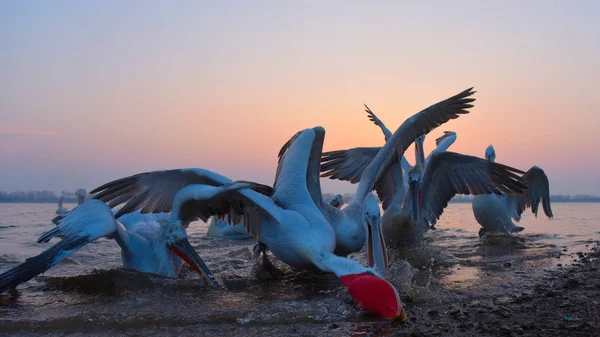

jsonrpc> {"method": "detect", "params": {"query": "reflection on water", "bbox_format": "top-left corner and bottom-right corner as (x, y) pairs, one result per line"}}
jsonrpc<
(0, 202), (598, 335)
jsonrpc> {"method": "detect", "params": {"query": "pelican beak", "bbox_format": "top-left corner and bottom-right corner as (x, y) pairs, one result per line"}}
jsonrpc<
(168, 238), (223, 289)
(415, 137), (426, 167)
(411, 182), (420, 227)
(393, 307), (408, 323)
(366, 215), (388, 276)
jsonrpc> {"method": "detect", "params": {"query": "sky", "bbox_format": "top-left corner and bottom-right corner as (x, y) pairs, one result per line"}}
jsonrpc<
(1, 1), (599, 195)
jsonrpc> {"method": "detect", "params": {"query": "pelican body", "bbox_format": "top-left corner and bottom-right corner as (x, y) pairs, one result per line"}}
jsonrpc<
(0, 200), (216, 293)
(472, 145), (554, 236)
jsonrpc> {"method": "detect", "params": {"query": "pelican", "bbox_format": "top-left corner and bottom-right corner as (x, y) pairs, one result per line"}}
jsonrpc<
(85, 133), (391, 318)
(55, 189), (87, 215)
(75, 188), (87, 204)
(0, 200), (221, 293)
(55, 195), (68, 214)
(472, 145), (554, 236)
(206, 217), (252, 239)
(321, 98), (528, 249)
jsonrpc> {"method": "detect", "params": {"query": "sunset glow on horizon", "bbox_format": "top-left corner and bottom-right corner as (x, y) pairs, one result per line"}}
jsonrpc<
(1, 1), (599, 195)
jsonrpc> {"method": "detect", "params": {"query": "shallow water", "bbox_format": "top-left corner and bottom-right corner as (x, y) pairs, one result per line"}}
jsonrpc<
(0, 202), (598, 335)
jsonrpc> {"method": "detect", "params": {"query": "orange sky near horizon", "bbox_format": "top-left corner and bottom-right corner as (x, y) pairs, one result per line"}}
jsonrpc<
(1, 1), (599, 195)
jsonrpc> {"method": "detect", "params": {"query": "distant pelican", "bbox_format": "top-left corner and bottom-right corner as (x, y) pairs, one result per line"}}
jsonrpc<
(55, 189), (87, 215)
(472, 145), (554, 236)
(75, 189), (87, 204)
(0, 200), (220, 293)
(55, 195), (68, 215)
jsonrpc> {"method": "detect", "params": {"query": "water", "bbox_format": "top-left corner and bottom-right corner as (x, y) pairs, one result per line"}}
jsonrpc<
(0, 202), (598, 335)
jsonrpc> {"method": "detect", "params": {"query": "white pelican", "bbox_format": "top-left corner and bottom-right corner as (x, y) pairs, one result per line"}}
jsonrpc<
(303, 89), (480, 274)
(55, 195), (68, 215)
(206, 217), (252, 239)
(321, 97), (528, 248)
(0, 200), (221, 293)
(86, 132), (396, 319)
(55, 189), (87, 215)
(472, 145), (554, 236)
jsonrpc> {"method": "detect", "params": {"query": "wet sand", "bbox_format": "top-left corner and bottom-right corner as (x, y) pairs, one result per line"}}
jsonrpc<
(1, 242), (598, 337)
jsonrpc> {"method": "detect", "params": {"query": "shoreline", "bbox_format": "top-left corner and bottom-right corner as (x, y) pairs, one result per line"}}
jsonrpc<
(1, 244), (598, 336)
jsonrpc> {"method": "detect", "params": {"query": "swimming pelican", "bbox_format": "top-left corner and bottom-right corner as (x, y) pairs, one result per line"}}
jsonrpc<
(321, 101), (528, 249)
(206, 217), (252, 239)
(55, 195), (68, 214)
(472, 145), (554, 236)
(0, 200), (221, 293)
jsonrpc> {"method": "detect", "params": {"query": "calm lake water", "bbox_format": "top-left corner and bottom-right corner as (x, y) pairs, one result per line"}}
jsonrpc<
(0, 202), (598, 335)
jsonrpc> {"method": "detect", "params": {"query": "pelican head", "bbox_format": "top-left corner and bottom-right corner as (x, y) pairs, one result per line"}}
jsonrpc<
(362, 193), (388, 276)
(340, 270), (407, 322)
(414, 135), (426, 168)
(408, 166), (423, 227)
(435, 131), (456, 146)
(75, 189), (87, 205)
(329, 194), (344, 208)
(485, 145), (496, 162)
(162, 219), (221, 288)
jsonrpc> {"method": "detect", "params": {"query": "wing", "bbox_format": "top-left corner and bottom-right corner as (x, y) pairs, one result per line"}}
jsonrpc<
(271, 128), (317, 208)
(321, 147), (381, 184)
(353, 87), (476, 204)
(0, 201), (117, 293)
(171, 181), (283, 239)
(276, 127), (325, 210)
(425, 131), (457, 164)
(320, 147), (403, 210)
(365, 104), (412, 173)
(365, 104), (393, 142)
(91, 168), (233, 218)
(419, 152), (527, 227)
(507, 166), (553, 221)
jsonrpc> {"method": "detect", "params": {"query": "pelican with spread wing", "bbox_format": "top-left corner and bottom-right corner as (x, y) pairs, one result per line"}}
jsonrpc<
(321, 90), (528, 248)
(0, 200), (220, 293)
(473, 145), (554, 236)
(90, 128), (406, 320)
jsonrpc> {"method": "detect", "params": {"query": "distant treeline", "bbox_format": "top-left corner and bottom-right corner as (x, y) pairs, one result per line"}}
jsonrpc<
(321, 193), (600, 204)
(0, 190), (80, 203)
(1, 191), (599, 203)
